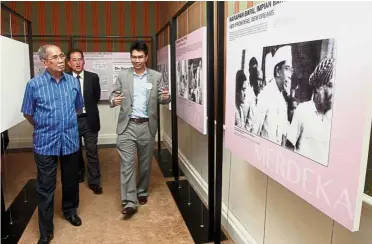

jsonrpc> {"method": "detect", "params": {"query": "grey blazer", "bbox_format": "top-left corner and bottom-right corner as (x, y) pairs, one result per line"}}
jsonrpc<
(109, 67), (171, 136)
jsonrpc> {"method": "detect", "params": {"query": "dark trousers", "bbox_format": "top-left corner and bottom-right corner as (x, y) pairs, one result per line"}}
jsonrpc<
(77, 116), (101, 186)
(34, 152), (79, 237)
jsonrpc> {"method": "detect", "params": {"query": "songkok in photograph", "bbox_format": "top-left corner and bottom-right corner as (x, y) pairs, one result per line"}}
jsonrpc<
(272, 45), (292, 68)
(309, 58), (335, 88)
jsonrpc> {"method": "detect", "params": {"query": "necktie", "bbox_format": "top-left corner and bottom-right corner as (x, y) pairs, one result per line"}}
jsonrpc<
(76, 75), (81, 81)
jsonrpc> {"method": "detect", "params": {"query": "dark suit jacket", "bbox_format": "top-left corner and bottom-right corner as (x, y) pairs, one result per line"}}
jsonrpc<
(68, 70), (101, 133)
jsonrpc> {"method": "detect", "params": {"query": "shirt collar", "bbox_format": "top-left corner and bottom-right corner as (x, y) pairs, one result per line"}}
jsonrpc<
(133, 68), (148, 78)
(310, 99), (332, 119)
(268, 79), (283, 98)
(73, 71), (84, 79)
(44, 70), (65, 82)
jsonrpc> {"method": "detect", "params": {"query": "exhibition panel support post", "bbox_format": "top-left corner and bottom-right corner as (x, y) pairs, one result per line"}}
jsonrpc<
(206, 1), (215, 241)
(170, 16), (180, 183)
(155, 21), (171, 155)
(215, 2), (225, 244)
(153, 35), (161, 154)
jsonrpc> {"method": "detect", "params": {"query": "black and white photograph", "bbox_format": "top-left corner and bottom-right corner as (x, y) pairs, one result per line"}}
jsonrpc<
(176, 59), (189, 99)
(234, 48), (264, 133)
(234, 38), (337, 166)
(157, 63), (170, 91)
(187, 58), (203, 105)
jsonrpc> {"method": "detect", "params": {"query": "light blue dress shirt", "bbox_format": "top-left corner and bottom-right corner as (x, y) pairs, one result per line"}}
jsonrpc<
(131, 69), (149, 118)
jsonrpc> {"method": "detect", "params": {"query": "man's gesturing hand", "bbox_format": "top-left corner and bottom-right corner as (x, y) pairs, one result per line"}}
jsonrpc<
(113, 93), (125, 106)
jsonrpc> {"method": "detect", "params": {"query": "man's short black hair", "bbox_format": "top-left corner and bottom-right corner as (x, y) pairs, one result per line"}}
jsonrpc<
(130, 41), (148, 56)
(235, 70), (247, 94)
(66, 49), (84, 61)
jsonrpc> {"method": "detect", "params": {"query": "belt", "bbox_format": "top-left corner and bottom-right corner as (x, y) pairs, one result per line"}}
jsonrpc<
(129, 117), (149, 123)
(78, 113), (87, 118)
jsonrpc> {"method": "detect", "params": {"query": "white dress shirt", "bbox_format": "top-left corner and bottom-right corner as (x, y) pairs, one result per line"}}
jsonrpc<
(73, 71), (86, 113)
(286, 101), (332, 166)
(252, 79), (289, 145)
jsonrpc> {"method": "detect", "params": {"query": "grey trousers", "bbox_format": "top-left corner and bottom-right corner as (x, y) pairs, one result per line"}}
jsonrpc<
(116, 121), (155, 209)
(77, 116), (101, 186)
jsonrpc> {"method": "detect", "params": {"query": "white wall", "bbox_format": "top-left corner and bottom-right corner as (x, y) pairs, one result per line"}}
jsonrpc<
(162, 109), (372, 244)
(8, 104), (164, 148)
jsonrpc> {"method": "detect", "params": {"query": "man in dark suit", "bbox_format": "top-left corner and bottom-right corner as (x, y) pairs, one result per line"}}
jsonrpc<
(67, 49), (103, 194)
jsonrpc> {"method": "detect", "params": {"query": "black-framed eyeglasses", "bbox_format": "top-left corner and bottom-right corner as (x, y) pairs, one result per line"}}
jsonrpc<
(131, 55), (146, 61)
(71, 58), (84, 62)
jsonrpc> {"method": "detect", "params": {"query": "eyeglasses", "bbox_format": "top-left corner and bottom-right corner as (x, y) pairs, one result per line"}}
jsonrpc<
(131, 55), (146, 61)
(45, 53), (65, 61)
(71, 58), (84, 62)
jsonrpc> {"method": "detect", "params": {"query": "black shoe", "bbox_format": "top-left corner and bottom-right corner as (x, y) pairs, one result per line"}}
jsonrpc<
(38, 232), (53, 244)
(64, 214), (82, 226)
(89, 184), (103, 194)
(78, 173), (84, 183)
(121, 200), (128, 208)
(138, 196), (148, 205)
(122, 206), (137, 216)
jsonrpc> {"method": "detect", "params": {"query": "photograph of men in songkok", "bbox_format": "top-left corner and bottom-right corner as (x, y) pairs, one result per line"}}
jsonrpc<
(187, 58), (203, 105)
(176, 60), (189, 99)
(157, 63), (169, 91)
(234, 38), (336, 166)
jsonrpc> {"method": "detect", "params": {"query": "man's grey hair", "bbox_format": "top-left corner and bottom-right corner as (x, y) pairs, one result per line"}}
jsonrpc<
(37, 44), (55, 61)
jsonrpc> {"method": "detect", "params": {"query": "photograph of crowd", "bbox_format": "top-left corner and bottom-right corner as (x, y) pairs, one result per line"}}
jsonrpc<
(187, 58), (203, 105)
(234, 38), (336, 166)
(157, 63), (170, 90)
(177, 59), (189, 99)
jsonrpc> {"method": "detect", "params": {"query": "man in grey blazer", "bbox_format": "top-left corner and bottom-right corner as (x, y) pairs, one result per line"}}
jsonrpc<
(109, 41), (170, 216)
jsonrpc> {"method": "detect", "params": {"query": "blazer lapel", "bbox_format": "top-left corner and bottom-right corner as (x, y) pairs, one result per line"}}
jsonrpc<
(146, 71), (153, 105)
(127, 68), (134, 101)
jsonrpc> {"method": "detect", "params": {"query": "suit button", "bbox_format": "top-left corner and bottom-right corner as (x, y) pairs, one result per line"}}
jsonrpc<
(130, 104), (133, 107)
